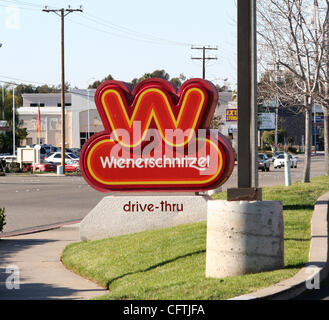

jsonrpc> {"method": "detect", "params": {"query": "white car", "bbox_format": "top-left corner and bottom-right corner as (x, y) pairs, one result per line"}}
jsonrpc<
(274, 154), (297, 169)
(0, 155), (17, 163)
(45, 152), (79, 164)
(271, 151), (285, 162)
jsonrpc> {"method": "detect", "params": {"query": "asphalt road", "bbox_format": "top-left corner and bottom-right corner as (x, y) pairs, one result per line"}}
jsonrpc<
(298, 280), (329, 300)
(223, 154), (326, 190)
(0, 154), (326, 234)
(0, 175), (104, 234)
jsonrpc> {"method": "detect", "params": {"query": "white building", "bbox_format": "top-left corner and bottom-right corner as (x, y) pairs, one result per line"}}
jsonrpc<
(18, 89), (104, 148)
(214, 91), (235, 135)
(18, 90), (235, 149)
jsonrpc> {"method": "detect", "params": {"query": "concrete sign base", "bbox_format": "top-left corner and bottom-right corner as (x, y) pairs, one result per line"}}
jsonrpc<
(206, 200), (284, 278)
(80, 194), (211, 241)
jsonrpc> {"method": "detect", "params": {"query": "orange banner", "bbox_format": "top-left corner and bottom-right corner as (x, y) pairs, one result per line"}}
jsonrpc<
(37, 106), (41, 137)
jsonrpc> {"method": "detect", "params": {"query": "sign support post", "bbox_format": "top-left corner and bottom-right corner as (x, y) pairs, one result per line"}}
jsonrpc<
(227, 0), (261, 201)
(205, 0), (284, 279)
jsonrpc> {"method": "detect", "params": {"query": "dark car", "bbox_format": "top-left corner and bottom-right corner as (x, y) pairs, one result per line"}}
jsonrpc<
(258, 153), (270, 172)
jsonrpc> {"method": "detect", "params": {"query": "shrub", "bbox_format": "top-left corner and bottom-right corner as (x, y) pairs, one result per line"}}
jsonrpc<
(0, 208), (6, 233)
(7, 162), (21, 173)
(288, 147), (297, 154)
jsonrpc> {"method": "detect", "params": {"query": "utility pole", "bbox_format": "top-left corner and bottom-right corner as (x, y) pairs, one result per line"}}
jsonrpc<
(191, 46), (218, 79)
(43, 6), (83, 174)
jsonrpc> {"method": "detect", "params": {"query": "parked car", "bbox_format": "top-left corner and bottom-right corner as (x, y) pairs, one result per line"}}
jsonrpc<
(70, 148), (81, 157)
(39, 147), (48, 160)
(272, 151), (285, 162)
(258, 153), (270, 172)
(55, 147), (74, 154)
(45, 152), (79, 164)
(274, 154), (298, 169)
(40, 144), (57, 155)
(33, 160), (57, 172)
(27, 145), (48, 159)
(0, 155), (17, 163)
(64, 160), (80, 173)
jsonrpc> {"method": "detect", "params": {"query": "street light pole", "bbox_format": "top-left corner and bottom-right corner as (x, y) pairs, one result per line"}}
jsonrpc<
(275, 103), (279, 151)
(87, 89), (90, 139)
(267, 62), (281, 152)
(0, 43), (4, 120)
(2, 85), (4, 120)
(314, 104), (317, 154)
(86, 77), (96, 141)
(12, 86), (15, 156)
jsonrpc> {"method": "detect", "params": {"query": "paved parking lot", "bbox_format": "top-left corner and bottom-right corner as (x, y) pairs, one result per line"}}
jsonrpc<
(0, 154), (326, 234)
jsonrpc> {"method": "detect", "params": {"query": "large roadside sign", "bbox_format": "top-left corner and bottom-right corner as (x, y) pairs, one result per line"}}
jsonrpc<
(259, 113), (275, 130)
(80, 79), (235, 192)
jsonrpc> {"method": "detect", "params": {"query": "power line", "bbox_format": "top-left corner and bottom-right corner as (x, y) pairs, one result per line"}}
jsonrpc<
(191, 46), (218, 79)
(0, 2), (40, 11)
(6, 0), (40, 6)
(0, 0), (42, 7)
(0, 0), (192, 46)
(0, 74), (56, 86)
(81, 12), (191, 47)
(67, 15), (191, 46)
(66, 17), (184, 46)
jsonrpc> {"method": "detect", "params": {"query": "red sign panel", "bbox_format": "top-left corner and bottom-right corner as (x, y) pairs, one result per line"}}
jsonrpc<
(80, 78), (235, 192)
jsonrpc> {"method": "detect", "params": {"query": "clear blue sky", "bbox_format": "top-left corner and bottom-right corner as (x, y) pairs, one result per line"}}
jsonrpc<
(0, 0), (237, 89)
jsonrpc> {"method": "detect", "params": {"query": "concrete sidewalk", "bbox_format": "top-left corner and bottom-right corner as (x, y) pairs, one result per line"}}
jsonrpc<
(0, 224), (107, 300)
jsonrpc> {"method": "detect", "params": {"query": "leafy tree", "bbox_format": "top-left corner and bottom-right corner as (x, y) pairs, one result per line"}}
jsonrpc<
(36, 84), (61, 94)
(88, 75), (114, 89)
(131, 70), (170, 88)
(131, 78), (139, 88)
(170, 77), (182, 89)
(149, 70), (170, 81)
(258, 0), (327, 182)
(130, 70), (187, 89)
(0, 89), (27, 154)
(210, 115), (223, 130)
(262, 130), (288, 148)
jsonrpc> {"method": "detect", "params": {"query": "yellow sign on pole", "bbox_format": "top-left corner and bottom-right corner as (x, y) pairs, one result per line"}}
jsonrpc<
(226, 109), (238, 122)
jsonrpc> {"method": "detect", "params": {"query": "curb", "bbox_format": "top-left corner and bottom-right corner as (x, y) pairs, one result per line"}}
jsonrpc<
(229, 192), (329, 300)
(0, 219), (82, 238)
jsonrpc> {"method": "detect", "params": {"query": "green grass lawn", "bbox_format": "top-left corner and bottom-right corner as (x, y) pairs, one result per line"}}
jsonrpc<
(61, 176), (329, 300)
